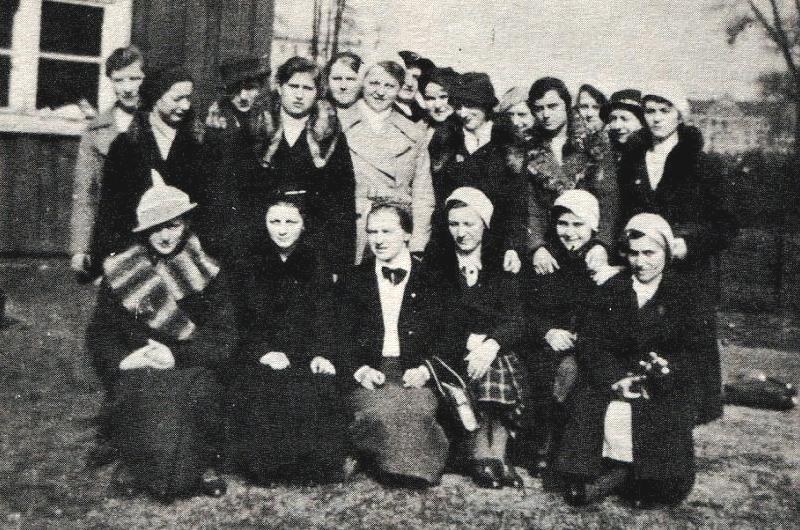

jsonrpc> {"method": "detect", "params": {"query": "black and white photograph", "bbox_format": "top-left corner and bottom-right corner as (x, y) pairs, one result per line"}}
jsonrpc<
(0, 0), (798, 527)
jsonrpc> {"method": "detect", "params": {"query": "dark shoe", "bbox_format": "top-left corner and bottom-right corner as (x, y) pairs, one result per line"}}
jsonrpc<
(527, 453), (549, 478)
(472, 459), (503, 489)
(200, 471), (227, 498)
(111, 464), (137, 498)
(85, 442), (117, 469)
(563, 481), (589, 506)
(501, 463), (524, 489)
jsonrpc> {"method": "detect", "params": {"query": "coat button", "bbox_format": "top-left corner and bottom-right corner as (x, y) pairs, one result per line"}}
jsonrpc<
(411, 292), (416, 298)
(408, 330), (414, 335)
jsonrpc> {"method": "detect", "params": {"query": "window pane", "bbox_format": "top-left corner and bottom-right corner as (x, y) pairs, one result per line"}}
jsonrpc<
(36, 58), (99, 109)
(0, 1), (18, 49)
(40, 1), (103, 56)
(0, 55), (9, 107)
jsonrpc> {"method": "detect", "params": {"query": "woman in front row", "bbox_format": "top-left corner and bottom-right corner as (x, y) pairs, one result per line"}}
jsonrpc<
(439, 187), (528, 489)
(87, 184), (236, 501)
(227, 193), (348, 484)
(557, 213), (697, 507)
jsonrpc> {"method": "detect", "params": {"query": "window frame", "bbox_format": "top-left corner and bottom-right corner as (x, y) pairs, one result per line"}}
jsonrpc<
(0, 0), (133, 135)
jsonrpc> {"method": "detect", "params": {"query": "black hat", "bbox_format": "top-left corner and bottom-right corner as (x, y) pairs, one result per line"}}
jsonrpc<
(219, 56), (270, 91)
(139, 65), (194, 111)
(601, 89), (644, 124)
(450, 72), (498, 111)
(398, 50), (436, 76)
(420, 66), (460, 94)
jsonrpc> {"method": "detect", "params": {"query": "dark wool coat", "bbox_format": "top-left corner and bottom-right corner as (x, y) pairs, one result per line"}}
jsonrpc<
(393, 99), (427, 123)
(226, 243), (347, 483)
(617, 124), (738, 423)
(557, 272), (697, 482)
(200, 100), (264, 263)
(248, 96), (357, 276)
(521, 239), (604, 398)
(335, 254), (458, 385)
(89, 112), (208, 273)
(428, 122), (527, 259)
(86, 270), (237, 497)
(517, 120), (615, 256)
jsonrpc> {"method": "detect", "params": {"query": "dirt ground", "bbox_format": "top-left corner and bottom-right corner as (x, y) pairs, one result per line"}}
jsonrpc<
(1, 259), (798, 529)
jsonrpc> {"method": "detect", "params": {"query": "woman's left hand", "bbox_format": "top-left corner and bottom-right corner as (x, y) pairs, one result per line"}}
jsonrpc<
(503, 250), (522, 274)
(310, 356), (336, 375)
(402, 365), (430, 388)
(465, 339), (500, 380)
(585, 245), (609, 272)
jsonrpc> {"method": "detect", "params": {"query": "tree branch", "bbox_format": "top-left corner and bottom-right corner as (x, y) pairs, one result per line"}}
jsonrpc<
(750, 0), (800, 78)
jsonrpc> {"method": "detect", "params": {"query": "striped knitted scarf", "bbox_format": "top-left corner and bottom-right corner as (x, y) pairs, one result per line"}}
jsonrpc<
(102, 234), (220, 340)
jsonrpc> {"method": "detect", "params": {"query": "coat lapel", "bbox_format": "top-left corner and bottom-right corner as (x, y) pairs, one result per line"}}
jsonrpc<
(344, 110), (416, 179)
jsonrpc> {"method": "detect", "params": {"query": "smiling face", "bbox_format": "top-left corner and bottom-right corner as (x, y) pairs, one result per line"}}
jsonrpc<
(154, 80), (193, 126)
(147, 218), (187, 256)
(577, 90), (603, 131)
(366, 208), (410, 263)
(506, 102), (534, 136)
(266, 202), (304, 251)
(230, 80), (263, 112)
(328, 59), (361, 107)
(644, 99), (681, 141)
(363, 65), (401, 113)
(555, 211), (593, 252)
(627, 236), (667, 284)
(423, 81), (453, 123)
(607, 108), (642, 144)
(532, 89), (568, 133)
(448, 205), (484, 255)
(399, 66), (421, 103)
(457, 105), (489, 133)
(110, 60), (144, 112)
(278, 71), (317, 118)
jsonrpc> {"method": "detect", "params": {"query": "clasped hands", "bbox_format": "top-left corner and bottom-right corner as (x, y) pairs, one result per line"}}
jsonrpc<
(354, 365), (430, 390)
(119, 339), (175, 371)
(465, 333), (500, 380)
(258, 352), (336, 375)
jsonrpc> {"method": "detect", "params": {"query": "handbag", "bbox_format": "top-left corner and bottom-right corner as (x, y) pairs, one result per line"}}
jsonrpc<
(424, 356), (480, 432)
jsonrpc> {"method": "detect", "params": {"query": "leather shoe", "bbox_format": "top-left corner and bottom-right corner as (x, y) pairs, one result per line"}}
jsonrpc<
(200, 471), (227, 498)
(501, 463), (524, 489)
(563, 481), (589, 506)
(472, 459), (503, 489)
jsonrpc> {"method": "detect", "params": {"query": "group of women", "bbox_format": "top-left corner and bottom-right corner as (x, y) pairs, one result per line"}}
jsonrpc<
(83, 48), (737, 509)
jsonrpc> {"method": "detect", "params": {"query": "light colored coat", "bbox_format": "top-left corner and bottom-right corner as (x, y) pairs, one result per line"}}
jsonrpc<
(69, 107), (127, 255)
(341, 104), (435, 260)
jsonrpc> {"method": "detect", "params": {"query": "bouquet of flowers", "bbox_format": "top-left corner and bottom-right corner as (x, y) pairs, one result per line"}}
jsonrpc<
(611, 352), (670, 400)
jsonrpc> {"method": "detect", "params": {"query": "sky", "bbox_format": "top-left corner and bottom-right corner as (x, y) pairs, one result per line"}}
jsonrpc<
(276, 0), (783, 99)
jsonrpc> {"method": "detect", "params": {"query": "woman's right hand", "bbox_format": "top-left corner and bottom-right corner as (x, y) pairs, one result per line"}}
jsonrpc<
(355, 366), (386, 390)
(545, 329), (576, 352)
(205, 101), (227, 129)
(532, 247), (559, 275)
(259, 351), (291, 370)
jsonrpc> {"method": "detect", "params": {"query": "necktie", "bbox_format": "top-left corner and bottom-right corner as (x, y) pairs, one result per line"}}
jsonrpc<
(461, 265), (479, 287)
(382, 266), (407, 285)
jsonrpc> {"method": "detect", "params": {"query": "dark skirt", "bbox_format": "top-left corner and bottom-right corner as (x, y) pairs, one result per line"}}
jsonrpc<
(111, 366), (223, 498)
(348, 358), (449, 485)
(227, 365), (349, 483)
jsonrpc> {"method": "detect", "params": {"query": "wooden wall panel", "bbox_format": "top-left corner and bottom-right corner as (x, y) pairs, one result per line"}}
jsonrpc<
(0, 133), (79, 255)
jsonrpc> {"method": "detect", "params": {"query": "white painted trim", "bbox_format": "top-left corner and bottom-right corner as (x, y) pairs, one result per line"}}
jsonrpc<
(0, 0), (133, 128)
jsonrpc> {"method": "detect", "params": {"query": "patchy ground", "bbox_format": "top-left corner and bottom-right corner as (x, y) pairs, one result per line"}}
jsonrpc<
(1, 259), (798, 529)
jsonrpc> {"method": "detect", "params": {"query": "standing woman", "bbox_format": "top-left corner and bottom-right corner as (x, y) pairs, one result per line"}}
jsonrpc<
(557, 214), (698, 508)
(617, 86), (737, 424)
(325, 51), (363, 114)
(227, 193), (347, 484)
(432, 73), (526, 274)
(495, 86), (535, 143)
(524, 77), (612, 274)
(520, 190), (608, 481)
(342, 61), (435, 263)
(440, 187), (528, 489)
(90, 66), (206, 270)
(575, 84), (608, 133)
(87, 185), (236, 501)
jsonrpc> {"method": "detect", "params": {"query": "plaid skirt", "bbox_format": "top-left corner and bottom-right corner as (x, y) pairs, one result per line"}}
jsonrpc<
(471, 352), (528, 405)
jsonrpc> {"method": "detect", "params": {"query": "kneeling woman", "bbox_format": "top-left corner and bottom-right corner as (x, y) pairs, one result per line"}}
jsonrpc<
(227, 194), (348, 484)
(87, 184), (236, 501)
(440, 187), (528, 489)
(557, 213), (697, 507)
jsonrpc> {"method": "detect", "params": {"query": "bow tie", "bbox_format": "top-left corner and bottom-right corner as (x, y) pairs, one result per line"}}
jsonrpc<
(381, 266), (407, 285)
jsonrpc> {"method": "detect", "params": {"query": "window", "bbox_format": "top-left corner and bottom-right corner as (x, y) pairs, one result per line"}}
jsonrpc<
(0, 0), (133, 135)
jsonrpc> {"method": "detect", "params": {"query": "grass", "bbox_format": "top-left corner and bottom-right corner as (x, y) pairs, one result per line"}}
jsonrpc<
(1, 258), (798, 529)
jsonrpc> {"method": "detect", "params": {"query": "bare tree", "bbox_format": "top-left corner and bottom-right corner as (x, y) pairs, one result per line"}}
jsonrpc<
(310, 0), (324, 61)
